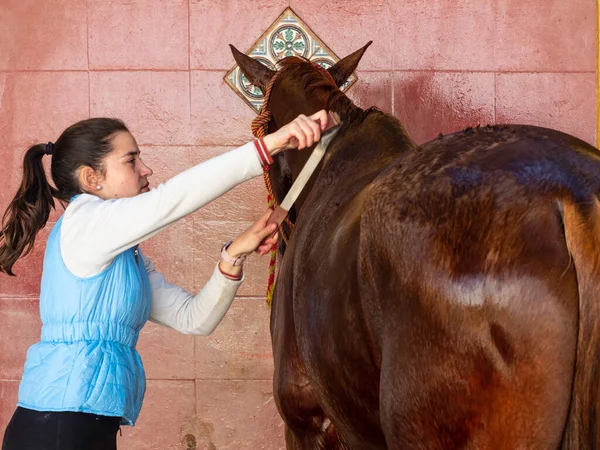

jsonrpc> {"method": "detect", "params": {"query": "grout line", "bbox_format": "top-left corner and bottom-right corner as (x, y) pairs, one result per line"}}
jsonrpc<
(597, 0), (600, 146)
(139, 144), (248, 148)
(391, 0), (395, 111)
(188, 0), (192, 123)
(389, 69), (596, 75)
(84, 68), (196, 73)
(87, 72), (91, 118)
(0, 69), (595, 75)
(191, 221), (197, 410)
(192, 313), (197, 414)
(391, 71), (395, 116)
(146, 378), (273, 382)
(85, 0), (91, 117)
(494, 72), (497, 124)
(0, 69), (207, 73)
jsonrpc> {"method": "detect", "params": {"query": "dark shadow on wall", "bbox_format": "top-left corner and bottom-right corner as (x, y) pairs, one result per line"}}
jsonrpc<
(343, 71), (496, 147)
(394, 72), (496, 146)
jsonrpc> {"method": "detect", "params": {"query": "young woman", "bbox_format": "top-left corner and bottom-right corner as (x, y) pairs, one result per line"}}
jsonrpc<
(0, 110), (329, 450)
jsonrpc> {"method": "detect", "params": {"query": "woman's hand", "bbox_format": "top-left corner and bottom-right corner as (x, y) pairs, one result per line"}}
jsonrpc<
(229, 209), (279, 256)
(262, 109), (329, 155)
(218, 209), (279, 278)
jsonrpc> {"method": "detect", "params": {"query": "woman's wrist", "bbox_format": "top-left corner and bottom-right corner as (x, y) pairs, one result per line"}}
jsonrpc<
(219, 242), (245, 280)
(262, 134), (280, 156)
(225, 240), (249, 259)
(218, 260), (242, 280)
(253, 138), (274, 167)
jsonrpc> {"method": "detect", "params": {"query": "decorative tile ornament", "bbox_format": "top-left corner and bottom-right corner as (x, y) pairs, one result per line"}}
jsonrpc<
(224, 7), (358, 112)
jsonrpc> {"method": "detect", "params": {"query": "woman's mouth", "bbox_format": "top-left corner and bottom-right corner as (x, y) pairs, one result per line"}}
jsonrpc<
(141, 183), (150, 192)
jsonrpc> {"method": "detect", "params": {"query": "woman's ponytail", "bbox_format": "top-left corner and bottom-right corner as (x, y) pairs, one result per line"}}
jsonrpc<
(0, 143), (58, 275)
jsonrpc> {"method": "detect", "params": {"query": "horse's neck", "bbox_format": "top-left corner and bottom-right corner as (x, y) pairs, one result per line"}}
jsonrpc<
(281, 107), (415, 221)
(324, 108), (416, 184)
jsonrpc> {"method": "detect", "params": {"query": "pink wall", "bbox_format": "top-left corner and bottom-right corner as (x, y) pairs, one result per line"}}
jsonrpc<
(0, 0), (597, 448)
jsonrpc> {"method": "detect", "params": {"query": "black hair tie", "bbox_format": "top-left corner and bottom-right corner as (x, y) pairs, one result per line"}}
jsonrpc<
(44, 142), (54, 156)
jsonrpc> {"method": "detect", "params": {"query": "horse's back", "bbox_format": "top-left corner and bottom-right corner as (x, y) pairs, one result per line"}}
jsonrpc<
(358, 125), (599, 448)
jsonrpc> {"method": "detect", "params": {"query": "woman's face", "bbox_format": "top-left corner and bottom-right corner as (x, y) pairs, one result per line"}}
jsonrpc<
(96, 131), (153, 199)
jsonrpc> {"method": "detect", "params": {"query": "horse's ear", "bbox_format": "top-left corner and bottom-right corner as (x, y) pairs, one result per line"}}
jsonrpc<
(229, 44), (276, 93)
(327, 41), (372, 87)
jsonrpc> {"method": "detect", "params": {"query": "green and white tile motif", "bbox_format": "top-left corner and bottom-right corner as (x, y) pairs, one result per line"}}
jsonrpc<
(225, 7), (357, 112)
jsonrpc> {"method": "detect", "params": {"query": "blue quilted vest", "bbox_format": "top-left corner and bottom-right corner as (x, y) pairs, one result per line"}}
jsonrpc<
(17, 213), (151, 425)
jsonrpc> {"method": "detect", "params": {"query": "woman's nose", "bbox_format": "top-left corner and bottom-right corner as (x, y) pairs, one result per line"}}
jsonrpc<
(140, 160), (153, 177)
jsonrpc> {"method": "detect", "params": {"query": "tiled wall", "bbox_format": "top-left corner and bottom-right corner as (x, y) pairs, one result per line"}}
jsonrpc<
(0, 0), (597, 448)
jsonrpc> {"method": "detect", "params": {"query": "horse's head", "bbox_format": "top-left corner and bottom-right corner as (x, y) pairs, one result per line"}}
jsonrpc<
(230, 41), (371, 133)
(229, 42), (372, 236)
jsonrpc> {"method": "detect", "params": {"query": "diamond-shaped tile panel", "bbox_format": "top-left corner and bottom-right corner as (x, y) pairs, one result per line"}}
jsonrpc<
(225, 7), (357, 112)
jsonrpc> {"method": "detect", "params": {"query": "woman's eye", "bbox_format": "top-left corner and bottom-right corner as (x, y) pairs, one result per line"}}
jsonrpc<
(128, 158), (136, 165)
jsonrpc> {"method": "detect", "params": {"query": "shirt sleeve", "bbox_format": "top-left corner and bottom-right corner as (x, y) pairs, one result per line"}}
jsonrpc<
(142, 252), (242, 335)
(60, 141), (263, 278)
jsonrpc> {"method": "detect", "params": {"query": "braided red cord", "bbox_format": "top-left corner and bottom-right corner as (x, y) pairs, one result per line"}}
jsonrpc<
(251, 76), (283, 306)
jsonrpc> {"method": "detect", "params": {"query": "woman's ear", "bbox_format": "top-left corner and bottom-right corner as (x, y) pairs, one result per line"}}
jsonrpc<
(78, 166), (103, 194)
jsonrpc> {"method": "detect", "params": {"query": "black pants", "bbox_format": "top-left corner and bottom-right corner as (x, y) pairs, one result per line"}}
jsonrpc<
(2, 407), (121, 450)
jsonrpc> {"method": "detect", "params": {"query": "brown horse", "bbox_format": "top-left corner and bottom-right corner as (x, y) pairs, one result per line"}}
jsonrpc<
(231, 43), (600, 449)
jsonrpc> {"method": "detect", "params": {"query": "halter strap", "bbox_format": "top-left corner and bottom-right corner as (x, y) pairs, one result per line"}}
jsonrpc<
(313, 63), (336, 85)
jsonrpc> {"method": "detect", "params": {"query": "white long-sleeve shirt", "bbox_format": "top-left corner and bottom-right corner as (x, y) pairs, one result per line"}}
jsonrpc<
(59, 141), (264, 335)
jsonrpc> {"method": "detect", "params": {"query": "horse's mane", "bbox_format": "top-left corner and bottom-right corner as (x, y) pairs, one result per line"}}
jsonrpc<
(275, 57), (386, 129)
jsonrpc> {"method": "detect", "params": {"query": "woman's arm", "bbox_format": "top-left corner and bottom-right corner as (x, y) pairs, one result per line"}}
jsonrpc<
(143, 252), (241, 335)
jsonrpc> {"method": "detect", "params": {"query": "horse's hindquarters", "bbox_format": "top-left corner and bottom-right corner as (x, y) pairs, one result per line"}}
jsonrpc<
(373, 271), (578, 449)
(358, 146), (584, 448)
